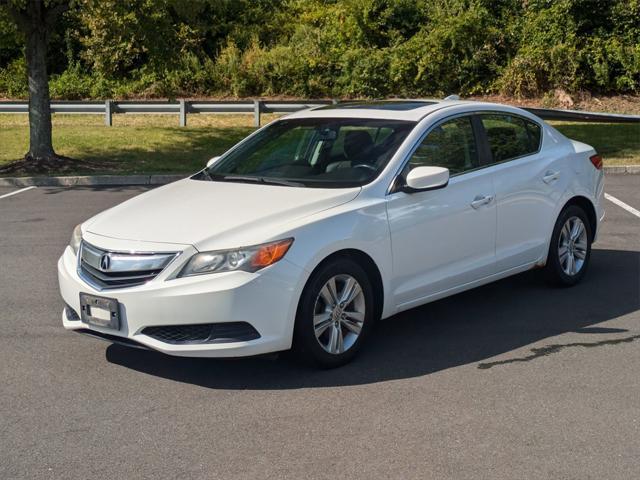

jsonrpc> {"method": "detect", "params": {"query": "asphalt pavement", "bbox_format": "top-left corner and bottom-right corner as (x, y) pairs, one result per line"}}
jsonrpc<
(1, 177), (639, 479)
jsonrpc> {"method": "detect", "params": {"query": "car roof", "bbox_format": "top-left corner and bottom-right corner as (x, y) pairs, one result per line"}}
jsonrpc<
(284, 99), (538, 122)
(316, 100), (439, 112)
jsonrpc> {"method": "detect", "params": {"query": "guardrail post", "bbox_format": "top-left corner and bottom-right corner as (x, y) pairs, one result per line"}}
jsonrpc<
(332, 98), (339, 105)
(104, 100), (113, 126)
(254, 100), (262, 128)
(179, 99), (187, 127)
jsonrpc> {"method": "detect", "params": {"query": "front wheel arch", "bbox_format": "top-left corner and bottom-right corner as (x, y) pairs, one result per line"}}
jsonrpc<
(292, 253), (378, 367)
(301, 249), (384, 323)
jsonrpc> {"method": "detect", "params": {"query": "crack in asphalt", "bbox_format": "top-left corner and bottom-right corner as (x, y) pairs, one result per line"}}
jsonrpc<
(478, 334), (640, 370)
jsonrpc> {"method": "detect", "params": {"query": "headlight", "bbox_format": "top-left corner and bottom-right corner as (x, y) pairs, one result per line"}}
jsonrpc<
(69, 224), (83, 256)
(178, 238), (294, 277)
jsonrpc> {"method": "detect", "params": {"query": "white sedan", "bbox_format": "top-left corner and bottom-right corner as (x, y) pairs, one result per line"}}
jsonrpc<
(58, 100), (605, 367)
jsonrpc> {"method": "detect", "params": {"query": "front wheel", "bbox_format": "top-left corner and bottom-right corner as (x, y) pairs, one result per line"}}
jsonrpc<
(293, 258), (375, 368)
(545, 205), (592, 286)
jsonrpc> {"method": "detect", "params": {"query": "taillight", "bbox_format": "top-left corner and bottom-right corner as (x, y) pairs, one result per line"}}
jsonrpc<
(589, 154), (603, 170)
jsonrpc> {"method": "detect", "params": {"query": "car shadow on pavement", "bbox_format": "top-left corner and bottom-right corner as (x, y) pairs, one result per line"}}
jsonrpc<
(105, 248), (640, 389)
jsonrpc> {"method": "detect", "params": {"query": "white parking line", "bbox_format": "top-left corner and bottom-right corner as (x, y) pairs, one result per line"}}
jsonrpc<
(605, 193), (640, 219)
(0, 186), (37, 200)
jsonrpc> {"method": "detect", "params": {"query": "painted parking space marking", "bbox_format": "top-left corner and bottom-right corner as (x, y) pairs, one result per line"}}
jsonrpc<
(0, 186), (37, 200)
(605, 193), (640, 219)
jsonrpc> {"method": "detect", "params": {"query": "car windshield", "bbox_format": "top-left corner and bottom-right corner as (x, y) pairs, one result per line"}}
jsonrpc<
(194, 118), (416, 188)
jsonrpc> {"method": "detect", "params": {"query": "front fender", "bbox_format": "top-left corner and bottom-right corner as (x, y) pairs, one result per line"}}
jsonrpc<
(280, 198), (395, 319)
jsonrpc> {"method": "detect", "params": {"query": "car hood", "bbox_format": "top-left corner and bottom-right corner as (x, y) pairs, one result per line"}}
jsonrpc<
(85, 178), (361, 249)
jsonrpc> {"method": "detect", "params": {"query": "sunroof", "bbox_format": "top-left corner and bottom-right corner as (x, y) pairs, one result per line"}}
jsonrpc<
(317, 101), (437, 111)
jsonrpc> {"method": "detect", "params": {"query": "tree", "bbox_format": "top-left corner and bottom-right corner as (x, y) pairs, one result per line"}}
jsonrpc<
(2, 0), (69, 164)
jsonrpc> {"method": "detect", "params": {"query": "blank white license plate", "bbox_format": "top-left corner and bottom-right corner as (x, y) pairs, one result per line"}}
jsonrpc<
(79, 293), (121, 330)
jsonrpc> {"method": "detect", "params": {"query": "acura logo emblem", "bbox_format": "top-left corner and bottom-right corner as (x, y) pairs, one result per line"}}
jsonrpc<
(100, 253), (111, 271)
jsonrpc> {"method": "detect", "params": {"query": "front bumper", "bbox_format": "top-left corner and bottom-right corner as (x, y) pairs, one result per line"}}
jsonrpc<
(58, 245), (306, 357)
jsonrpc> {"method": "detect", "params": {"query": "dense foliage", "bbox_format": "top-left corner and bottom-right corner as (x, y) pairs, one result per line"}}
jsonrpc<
(1, 0), (639, 99)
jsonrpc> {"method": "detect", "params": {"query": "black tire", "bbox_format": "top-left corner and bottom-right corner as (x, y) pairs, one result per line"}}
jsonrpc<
(293, 257), (375, 368)
(545, 205), (592, 286)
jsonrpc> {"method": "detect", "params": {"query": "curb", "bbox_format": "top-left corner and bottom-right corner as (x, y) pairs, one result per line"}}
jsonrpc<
(603, 165), (640, 175)
(0, 166), (638, 187)
(0, 174), (186, 187)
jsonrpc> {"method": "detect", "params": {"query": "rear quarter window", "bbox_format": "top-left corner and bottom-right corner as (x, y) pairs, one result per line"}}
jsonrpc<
(480, 114), (542, 163)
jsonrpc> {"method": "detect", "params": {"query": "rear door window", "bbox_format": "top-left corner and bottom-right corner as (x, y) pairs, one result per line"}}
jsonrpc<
(480, 114), (541, 163)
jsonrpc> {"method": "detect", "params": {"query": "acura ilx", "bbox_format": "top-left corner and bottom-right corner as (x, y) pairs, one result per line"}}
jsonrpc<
(58, 100), (604, 367)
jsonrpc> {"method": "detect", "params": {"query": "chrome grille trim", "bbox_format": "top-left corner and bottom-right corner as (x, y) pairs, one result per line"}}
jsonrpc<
(78, 241), (179, 290)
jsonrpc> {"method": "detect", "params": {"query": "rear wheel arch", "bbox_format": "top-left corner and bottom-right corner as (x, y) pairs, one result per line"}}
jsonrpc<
(560, 196), (597, 241)
(545, 203), (592, 286)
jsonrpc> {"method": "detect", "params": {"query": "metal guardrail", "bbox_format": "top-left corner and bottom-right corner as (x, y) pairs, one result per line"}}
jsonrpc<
(0, 99), (638, 126)
(523, 107), (640, 124)
(0, 99), (335, 127)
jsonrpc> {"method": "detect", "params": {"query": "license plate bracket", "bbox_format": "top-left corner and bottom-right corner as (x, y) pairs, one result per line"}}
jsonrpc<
(79, 293), (120, 330)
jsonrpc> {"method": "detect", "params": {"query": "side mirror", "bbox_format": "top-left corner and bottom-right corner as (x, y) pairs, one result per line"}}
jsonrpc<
(403, 166), (449, 192)
(206, 156), (221, 168)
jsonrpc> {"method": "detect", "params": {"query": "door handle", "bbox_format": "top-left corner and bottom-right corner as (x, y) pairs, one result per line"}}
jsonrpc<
(543, 170), (560, 184)
(470, 195), (494, 209)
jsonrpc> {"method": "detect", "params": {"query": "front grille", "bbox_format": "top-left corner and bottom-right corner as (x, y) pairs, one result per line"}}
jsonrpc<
(78, 241), (177, 290)
(142, 322), (260, 344)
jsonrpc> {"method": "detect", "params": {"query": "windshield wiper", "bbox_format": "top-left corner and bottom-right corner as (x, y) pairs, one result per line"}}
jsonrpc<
(222, 175), (262, 183)
(200, 168), (215, 181)
(221, 175), (303, 187)
(260, 177), (304, 187)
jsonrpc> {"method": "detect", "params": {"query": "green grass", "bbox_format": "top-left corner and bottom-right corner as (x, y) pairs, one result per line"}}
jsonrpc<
(0, 114), (275, 176)
(0, 115), (638, 176)
(551, 122), (640, 165)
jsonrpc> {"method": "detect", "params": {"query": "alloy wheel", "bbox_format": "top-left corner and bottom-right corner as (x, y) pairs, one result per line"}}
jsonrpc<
(313, 274), (366, 354)
(558, 216), (588, 276)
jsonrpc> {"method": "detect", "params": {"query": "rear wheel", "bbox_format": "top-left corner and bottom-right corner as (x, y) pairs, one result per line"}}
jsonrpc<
(545, 205), (592, 286)
(293, 258), (375, 368)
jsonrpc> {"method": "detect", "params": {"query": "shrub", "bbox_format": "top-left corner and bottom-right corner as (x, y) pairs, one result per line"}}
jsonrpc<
(0, 58), (28, 98)
(336, 48), (391, 98)
(1, 0), (638, 100)
(49, 67), (94, 99)
(496, 1), (581, 97)
(390, 0), (501, 97)
(211, 41), (249, 97)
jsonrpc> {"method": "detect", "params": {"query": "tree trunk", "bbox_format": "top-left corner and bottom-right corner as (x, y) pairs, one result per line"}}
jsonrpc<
(24, 2), (55, 160)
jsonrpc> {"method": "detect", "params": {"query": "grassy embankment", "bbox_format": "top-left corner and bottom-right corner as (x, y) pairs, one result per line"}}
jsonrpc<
(0, 114), (638, 176)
